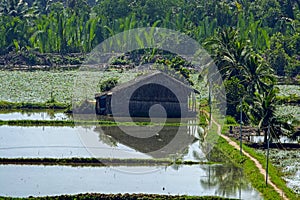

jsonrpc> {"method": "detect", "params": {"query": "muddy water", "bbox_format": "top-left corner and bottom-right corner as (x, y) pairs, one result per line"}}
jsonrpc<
(0, 164), (262, 199)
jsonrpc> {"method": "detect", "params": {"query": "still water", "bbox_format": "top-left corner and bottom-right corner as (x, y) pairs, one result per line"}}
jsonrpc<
(0, 117), (206, 160)
(0, 111), (72, 120)
(0, 164), (262, 199)
(0, 126), (151, 159)
(0, 119), (262, 199)
(0, 124), (205, 160)
(250, 135), (299, 144)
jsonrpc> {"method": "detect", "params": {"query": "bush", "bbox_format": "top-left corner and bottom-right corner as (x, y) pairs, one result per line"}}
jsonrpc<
(99, 77), (119, 92)
(225, 115), (238, 125)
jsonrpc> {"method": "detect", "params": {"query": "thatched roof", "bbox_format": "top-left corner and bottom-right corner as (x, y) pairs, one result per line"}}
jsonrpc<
(95, 71), (199, 98)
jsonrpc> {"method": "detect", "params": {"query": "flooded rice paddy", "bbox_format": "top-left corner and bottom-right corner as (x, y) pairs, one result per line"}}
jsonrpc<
(0, 111), (263, 199)
(0, 164), (261, 199)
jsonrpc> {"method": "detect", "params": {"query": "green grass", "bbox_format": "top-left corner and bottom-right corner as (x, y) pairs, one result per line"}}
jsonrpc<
(240, 144), (299, 200)
(0, 119), (75, 126)
(0, 101), (69, 110)
(218, 126), (299, 200)
(215, 136), (282, 200)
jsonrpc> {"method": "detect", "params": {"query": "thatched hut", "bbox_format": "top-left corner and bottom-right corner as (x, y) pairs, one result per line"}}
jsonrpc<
(95, 71), (198, 118)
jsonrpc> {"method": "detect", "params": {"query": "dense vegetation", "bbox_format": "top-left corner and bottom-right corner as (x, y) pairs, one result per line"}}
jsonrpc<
(1, 0), (299, 77)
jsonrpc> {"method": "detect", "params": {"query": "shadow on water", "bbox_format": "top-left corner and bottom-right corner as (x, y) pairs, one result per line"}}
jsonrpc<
(88, 117), (210, 161)
(0, 115), (232, 163)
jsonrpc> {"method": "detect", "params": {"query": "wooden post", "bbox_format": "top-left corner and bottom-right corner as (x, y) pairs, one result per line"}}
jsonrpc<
(266, 123), (270, 185)
(240, 98), (243, 155)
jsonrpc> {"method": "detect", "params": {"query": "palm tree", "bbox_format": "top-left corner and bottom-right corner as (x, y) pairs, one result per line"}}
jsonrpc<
(204, 28), (256, 118)
(241, 54), (276, 101)
(204, 27), (294, 143)
(0, 0), (29, 17)
(245, 86), (294, 144)
(204, 27), (252, 82)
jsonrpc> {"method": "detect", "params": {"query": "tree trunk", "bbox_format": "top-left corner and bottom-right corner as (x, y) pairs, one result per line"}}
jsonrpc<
(264, 129), (268, 145)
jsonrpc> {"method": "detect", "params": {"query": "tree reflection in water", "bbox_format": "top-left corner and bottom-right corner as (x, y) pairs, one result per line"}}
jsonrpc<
(199, 164), (250, 198)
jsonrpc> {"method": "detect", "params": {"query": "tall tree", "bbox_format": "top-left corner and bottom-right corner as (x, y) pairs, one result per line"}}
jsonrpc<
(245, 87), (294, 143)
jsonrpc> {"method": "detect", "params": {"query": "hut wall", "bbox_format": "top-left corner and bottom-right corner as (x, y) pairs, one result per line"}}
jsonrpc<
(128, 101), (186, 118)
(96, 73), (195, 118)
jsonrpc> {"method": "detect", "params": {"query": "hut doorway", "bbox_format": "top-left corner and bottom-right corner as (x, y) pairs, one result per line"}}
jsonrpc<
(99, 95), (106, 115)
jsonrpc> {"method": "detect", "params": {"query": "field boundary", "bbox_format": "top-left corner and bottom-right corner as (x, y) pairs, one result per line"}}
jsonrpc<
(210, 115), (289, 200)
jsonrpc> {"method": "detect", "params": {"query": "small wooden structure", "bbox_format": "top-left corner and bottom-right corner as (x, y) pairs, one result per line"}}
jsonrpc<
(95, 71), (198, 118)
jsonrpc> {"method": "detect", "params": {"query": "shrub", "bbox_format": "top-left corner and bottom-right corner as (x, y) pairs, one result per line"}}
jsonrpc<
(225, 115), (237, 125)
(99, 77), (119, 92)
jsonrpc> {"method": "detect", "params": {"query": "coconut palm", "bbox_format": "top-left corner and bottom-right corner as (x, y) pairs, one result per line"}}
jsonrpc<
(204, 27), (251, 82)
(241, 54), (276, 96)
(245, 86), (294, 143)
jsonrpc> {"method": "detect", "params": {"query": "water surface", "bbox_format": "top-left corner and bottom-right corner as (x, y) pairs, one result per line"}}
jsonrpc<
(0, 126), (149, 159)
(0, 125), (205, 160)
(0, 164), (262, 199)
(250, 135), (299, 143)
(0, 111), (72, 121)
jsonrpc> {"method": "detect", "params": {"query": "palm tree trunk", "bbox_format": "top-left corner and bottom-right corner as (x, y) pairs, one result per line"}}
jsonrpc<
(264, 129), (268, 144)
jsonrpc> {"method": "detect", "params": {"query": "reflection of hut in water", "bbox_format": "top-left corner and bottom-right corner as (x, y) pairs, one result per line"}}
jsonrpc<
(94, 119), (200, 158)
(95, 71), (198, 118)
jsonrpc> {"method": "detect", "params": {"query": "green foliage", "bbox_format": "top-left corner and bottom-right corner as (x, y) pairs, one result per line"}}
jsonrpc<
(225, 116), (238, 125)
(224, 77), (245, 118)
(244, 86), (295, 143)
(156, 56), (192, 83)
(0, 0), (298, 72)
(0, 101), (68, 110)
(206, 27), (297, 142)
(98, 77), (119, 92)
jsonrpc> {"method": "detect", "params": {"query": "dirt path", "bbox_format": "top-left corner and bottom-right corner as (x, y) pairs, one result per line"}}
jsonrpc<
(210, 116), (289, 200)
